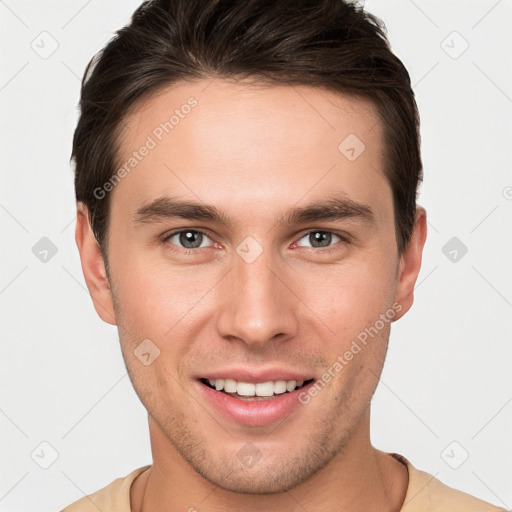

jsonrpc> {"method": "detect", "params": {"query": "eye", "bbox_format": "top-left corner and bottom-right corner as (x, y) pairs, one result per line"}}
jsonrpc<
(295, 230), (345, 249)
(163, 229), (214, 251)
(162, 229), (347, 254)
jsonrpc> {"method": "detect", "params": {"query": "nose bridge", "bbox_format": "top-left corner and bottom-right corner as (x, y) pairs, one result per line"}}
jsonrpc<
(216, 242), (298, 347)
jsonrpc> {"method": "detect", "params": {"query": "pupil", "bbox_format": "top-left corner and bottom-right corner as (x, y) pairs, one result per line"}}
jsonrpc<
(180, 231), (202, 249)
(311, 231), (331, 248)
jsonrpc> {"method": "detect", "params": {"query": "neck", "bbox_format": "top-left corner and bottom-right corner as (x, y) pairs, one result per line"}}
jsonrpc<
(131, 411), (409, 512)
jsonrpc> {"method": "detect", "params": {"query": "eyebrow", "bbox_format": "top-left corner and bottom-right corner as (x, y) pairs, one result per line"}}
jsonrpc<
(133, 194), (376, 227)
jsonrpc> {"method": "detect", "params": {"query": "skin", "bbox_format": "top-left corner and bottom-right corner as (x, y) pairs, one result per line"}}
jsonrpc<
(75, 78), (427, 512)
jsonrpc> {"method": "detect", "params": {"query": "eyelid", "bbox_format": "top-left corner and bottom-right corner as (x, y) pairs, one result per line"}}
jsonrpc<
(163, 227), (214, 240)
(297, 228), (349, 240)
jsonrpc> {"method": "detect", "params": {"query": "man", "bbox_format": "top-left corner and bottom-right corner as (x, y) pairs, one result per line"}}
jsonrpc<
(62, 0), (505, 510)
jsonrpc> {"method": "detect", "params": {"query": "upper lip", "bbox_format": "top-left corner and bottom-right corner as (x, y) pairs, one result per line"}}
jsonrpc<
(197, 367), (315, 384)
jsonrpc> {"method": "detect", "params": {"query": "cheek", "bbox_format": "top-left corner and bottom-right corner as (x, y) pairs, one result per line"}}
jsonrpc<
(298, 258), (396, 342)
(109, 249), (208, 336)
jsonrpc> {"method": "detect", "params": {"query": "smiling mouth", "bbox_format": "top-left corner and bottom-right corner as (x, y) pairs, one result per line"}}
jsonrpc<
(199, 377), (315, 401)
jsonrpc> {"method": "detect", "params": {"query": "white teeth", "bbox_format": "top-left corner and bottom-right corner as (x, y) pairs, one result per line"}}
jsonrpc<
(224, 379), (237, 393)
(273, 380), (287, 394)
(205, 378), (307, 396)
(237, 382), (255, 396)
(255, 382), (274, 397)
(286, 380), (297, 392)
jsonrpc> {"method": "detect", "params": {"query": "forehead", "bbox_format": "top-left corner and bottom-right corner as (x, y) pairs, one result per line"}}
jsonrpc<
(112, 78), (391, 227)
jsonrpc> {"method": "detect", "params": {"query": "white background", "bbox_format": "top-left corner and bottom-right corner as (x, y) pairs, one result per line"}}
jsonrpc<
(0, 0), (511, 510)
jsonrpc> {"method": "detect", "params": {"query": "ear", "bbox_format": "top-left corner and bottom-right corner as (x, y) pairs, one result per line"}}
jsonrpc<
(75, 202), (117, 326)
(392, 206), (428, 321)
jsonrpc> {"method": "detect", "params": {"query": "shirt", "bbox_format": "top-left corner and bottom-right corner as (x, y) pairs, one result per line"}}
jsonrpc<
(61, 453), (506, 511)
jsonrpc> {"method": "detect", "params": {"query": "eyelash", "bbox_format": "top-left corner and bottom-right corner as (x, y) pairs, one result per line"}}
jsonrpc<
(161, 229), (349, 255)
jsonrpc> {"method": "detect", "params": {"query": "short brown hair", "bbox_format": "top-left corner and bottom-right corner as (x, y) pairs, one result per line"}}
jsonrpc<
(72, 0), (422, 259)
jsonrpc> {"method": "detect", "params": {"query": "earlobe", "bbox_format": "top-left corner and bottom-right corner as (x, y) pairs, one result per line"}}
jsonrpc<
(75, 202), (117, 326)
(392, 206), (428, 322)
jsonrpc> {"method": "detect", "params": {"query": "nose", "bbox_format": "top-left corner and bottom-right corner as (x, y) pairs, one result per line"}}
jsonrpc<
(215, 245), (299, 349)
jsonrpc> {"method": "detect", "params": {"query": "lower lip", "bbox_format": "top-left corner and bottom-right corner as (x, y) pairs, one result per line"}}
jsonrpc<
(197, 380), (314, 426)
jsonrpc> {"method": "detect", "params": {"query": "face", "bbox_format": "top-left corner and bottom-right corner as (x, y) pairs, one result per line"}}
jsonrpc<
(76, 78), (426, 494)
